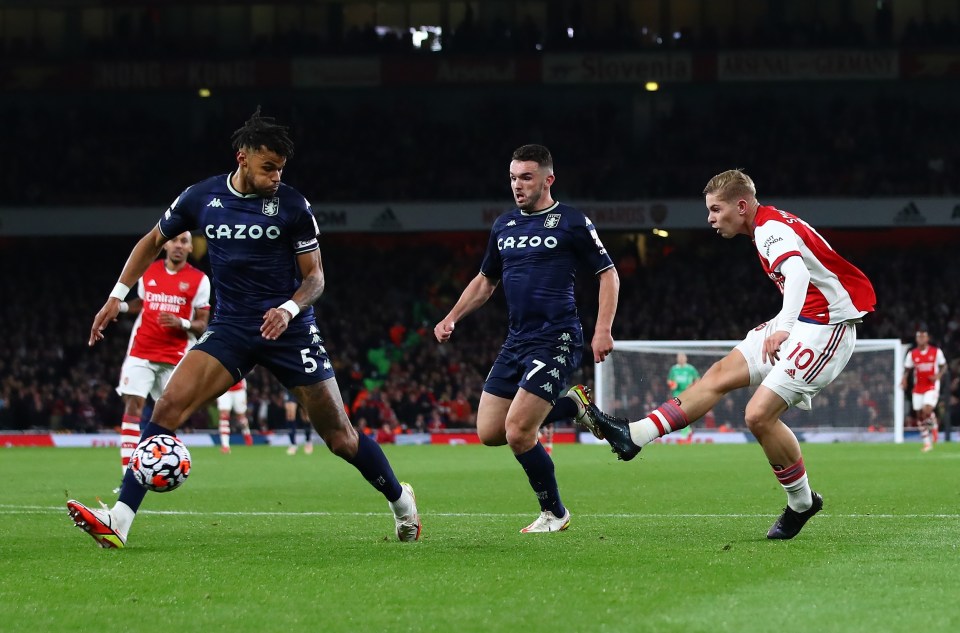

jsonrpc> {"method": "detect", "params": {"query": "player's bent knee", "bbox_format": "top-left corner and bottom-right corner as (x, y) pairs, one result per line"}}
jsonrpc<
(323, 427), (358, 458)
(505, 427), (537, 453)
(743, 407), (775, 436)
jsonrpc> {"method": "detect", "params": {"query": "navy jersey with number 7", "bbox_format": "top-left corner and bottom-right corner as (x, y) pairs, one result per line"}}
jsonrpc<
(480, 201), (614, 341)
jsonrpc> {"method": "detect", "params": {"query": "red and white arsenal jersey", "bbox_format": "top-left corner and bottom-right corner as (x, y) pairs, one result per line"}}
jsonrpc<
(227, 379), (246, 392)
(127, 260), (211, 365)
(753, 206), (876, 324)
(904, 345), (946, 394)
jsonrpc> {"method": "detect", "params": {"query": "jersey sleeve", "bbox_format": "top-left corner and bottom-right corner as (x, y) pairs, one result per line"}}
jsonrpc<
(479, 220), (503, 279)
(572, 214), (615, 274)
(755, 220), (803, 271)
(291, 197), (320, 255)
(193, 275), (212, 311)
(904, 351), (915, 368)
(937, 348), (947, 366)
(137, 277), (145, 300)
(157, 186), (200, 238)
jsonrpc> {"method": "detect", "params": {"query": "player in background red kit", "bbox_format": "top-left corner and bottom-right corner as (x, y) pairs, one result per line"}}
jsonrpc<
(217, 379), (253, 453)
(901, 329), (947, 452)
(575, 169), (876, 540)
(115, 231), (211, 477)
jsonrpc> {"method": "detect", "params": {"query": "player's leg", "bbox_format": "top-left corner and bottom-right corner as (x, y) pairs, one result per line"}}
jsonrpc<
(634, 348), (751, 445)
(476, 391), (510, 446)
(235, 393), (253, 446)
(575, 349), (750, 461)
(285, 397), (299, 455)
(504, 388), (571, 532)
(217, 393), (232, 454)
(921, 395), (937, 450)
(292, 379), (420, 541)
(69, 349), (236, 548)
(575, 321), (771, 460)
(116, 356), (156, 475)
(539, 422), (555, 455)
(120, 396), (146, 472)
(757, 321), (855, 539)
(302, 405), (314, 454)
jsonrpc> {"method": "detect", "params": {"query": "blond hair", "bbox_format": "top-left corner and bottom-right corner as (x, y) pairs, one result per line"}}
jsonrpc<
(702, 169), (757, 202)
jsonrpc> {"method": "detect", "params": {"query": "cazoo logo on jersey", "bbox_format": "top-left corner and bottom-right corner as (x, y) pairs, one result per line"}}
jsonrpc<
(205, 224), (282, 240)
(498, 235), (558, 250)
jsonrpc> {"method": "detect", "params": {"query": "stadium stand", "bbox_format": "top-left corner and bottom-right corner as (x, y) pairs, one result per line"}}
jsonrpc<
(1, 0), (958, 435)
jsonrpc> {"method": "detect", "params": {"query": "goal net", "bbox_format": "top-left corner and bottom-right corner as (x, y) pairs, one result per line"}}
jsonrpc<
(594, 339), (906, 443)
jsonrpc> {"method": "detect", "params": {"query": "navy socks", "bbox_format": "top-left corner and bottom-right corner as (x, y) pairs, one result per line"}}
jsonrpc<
(347, 432), (403, 502)
(515, 442), (566, 517)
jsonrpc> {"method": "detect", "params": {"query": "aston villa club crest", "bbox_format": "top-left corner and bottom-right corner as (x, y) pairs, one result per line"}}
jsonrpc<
(544, 213), (561, 229)
(262, 198), (279, 216)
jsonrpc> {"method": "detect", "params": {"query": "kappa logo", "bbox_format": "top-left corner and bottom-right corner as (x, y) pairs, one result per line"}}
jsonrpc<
(544, 213), (561, 229)
(506, 220), (517, 227)
(207, 198), (223, 208)
(540, 383), (554, 394)
(262, 197), (280, 216)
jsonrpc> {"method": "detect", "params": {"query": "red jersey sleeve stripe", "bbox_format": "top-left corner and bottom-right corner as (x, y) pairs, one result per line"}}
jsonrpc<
(769, 250), (802, 271)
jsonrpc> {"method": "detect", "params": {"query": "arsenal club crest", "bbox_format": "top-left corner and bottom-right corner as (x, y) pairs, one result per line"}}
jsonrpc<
(262, 198), (280, 216)
(179, 282), (190, 292)
(544, 213), (561, 229)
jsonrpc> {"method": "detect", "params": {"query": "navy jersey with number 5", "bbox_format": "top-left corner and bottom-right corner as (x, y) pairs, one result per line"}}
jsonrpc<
(480, 201), (614, 341)
(157, 173), (320, 326)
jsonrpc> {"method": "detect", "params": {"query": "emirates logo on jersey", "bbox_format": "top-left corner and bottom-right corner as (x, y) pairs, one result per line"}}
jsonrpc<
(262, 198), (280, 216)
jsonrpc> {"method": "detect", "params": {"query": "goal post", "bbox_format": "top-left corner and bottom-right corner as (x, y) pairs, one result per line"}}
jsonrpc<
(594, 339), (907, 443)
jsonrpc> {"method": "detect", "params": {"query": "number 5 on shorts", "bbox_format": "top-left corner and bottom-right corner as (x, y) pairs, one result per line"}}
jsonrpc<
(300, 348), (317, 373)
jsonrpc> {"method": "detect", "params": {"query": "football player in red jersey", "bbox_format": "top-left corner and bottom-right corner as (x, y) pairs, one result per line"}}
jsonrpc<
(901, 329), (947, 452)
(114, 231), (210, 481)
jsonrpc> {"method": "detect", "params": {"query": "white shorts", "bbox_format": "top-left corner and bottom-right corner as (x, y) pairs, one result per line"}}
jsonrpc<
(735, 316), (857, 411)
(217, 389), (248, 414)
(912, 390), (939, 411)
(116, 355), (175, 401)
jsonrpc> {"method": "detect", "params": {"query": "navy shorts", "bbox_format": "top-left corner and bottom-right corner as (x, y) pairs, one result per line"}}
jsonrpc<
(194, 318), (336, 389)
(484, 330), (583, 404)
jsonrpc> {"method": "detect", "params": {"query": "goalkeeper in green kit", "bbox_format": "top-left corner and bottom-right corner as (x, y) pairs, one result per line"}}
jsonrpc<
(666, 353), (699, 442)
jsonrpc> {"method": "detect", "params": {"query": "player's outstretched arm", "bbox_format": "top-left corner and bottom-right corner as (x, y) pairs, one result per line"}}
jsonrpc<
(434, 273), (498, 343)
(591, 267), (620, 363)
(89, 226), (168, 347)
(261, 250), (325, 340)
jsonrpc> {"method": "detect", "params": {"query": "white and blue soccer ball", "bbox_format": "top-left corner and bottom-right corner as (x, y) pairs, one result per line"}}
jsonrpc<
(130, 434), (192, 492)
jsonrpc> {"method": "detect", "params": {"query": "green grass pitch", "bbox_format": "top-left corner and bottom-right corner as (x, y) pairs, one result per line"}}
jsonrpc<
(1, 442), (958, 632)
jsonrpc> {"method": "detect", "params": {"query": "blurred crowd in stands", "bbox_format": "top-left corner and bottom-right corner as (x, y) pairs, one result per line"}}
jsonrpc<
(4, 91), (958, 206)
(1, 231), (958, 435)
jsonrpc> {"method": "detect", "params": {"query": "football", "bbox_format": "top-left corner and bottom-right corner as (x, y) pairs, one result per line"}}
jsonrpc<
(130, 434), (192, 492)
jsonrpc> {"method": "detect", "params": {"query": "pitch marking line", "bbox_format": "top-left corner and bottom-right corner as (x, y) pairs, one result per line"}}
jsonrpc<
(2, 504), (959, 519)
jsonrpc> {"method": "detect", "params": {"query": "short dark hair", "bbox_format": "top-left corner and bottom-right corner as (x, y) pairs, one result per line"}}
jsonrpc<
(511, 144), (553, 170)
(231, 106), (295, 158)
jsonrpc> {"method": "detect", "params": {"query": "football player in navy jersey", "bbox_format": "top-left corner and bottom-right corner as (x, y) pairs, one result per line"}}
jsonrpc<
(69, 108), (420, 547)
(434, 144), (620, 533)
